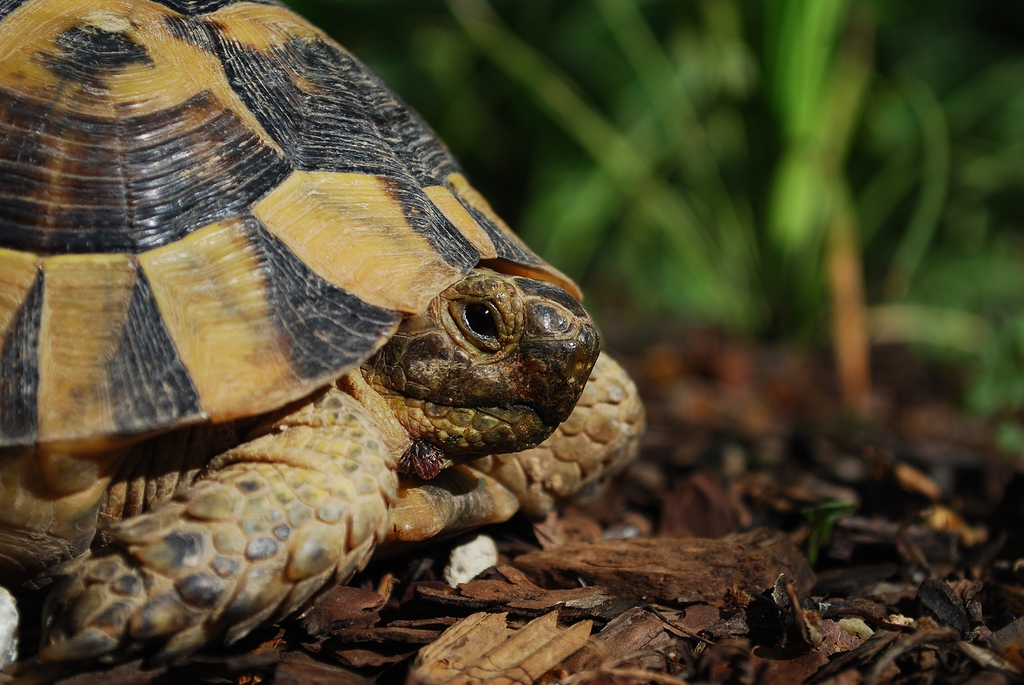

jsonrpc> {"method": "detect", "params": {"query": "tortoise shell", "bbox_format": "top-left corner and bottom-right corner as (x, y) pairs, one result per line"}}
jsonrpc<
(0, 0), (577, 448)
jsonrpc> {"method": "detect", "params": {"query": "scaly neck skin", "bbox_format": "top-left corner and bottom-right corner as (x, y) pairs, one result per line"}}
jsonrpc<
(338, 369), (414, 461)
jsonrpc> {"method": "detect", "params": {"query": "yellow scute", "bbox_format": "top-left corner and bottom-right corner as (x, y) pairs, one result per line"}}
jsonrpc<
(139, 219), (298, 422)
(255, 171), (465, 314)
(36, 253), (135, 442)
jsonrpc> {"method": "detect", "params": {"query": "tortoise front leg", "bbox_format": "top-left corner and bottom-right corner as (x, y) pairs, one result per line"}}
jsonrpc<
(38, 387), (397, 665)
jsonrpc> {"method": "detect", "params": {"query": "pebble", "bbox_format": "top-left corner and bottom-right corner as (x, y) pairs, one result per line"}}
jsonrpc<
(443, 534), (498, 586)
(838, 617), (874, 641)
(0, 587), (17, 668)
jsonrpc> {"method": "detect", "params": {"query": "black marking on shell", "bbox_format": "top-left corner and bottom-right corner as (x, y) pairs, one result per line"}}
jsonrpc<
(162, 14), (218, 52)
(0, 0), (29, 22)
(211, 31), (459, 186)
(108, 264), (203, 435)
(378, 177), (479, 269)
(0, 87), (292, 254)
(212, 555), (239, 578)
(131, 595), (191, 638)
(150, 0), (281, 16)
(0, 269), (42, 446)
(236, 478), (262, 494)
(247, 217), (402, 381)
(39, 24), (153, 87)
(456, 197), (546, 268)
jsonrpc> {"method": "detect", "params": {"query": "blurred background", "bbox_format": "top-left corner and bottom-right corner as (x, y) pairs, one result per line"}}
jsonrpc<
(283, 0), (1024, 451)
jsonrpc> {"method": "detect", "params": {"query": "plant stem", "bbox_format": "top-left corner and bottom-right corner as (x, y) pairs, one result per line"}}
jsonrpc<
(828, 188), (871, 418)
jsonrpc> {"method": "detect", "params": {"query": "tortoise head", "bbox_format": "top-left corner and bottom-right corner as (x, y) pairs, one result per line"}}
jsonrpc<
(361, 268), (600, 478)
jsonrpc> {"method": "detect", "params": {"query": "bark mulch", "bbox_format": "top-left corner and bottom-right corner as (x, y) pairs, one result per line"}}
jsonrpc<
(20, 331), (1024, 684)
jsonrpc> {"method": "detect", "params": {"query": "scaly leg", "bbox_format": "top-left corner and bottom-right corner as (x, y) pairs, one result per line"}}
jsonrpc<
(385, 352), (644, 544)
(38, 386), (397, 665)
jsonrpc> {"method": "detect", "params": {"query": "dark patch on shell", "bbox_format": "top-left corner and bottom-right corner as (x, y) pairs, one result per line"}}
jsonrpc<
(150, 0), (282, 16)
(162, 14), (218, 52)
(210, 30), (459, 185)
(108, 264), (203, 435)
(111, 573), (142, 597)
(0, 0), (29, 23)
(246, 537), (279, 560)
(39, 24), (153, 86)
(0, 88), (291, 254)
(455, 195), (545, 268)
(0, 268), (42, 445)
(246, 217), (402, 381)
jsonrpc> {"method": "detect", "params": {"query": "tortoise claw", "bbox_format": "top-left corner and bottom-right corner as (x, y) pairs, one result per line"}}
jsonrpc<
(40, 549), (148, 662)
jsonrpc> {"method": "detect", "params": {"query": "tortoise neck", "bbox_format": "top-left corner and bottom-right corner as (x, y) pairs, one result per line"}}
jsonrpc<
(337, 370), (414, 460)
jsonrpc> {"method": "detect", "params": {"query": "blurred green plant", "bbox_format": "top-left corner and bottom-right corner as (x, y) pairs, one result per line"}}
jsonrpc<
(802, 500), (857, 567)
(288, 0), (1024, 445)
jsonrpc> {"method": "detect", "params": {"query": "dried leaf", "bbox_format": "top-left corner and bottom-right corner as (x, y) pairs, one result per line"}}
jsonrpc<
(916, 579), (968, 635)
(301, 586), (384, 638)
(753, 650), (829, 685)
(989, 615), (1024, 671)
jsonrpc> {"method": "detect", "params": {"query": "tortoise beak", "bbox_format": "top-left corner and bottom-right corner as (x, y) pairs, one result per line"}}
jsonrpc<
(515, 279), (602, 426)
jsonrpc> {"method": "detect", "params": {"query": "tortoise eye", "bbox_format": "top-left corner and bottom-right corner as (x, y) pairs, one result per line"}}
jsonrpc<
(464, 303), (498, 341)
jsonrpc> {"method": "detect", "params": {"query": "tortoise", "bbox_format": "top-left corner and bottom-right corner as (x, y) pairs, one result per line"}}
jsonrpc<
(0, 0), (644, 669)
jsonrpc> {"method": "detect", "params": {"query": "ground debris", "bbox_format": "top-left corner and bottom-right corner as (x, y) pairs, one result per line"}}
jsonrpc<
(413, 565), (621, 621)
(17, 336), (1024, 684)
(300, 586), (385, 639)
(562, 606), (676, 672)
(513, 527), (815, 603)
(409, 611), (591, 685)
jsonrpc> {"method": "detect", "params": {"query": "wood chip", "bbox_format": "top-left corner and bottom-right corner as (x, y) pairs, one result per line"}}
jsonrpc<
(659, 470), (751, 538)
(674, 604), (721, 634)
(334, 646), (419, 669)
(300, 586), (385, 638)
(563, 606), (673, 672)
(753, 650), (830, 685)
(513, 528), (813, 604)
(330, 626), (441, 644)
(410, 611), (592, 685)
(415, 565), (618, 620)
(273, 651), (375, 684)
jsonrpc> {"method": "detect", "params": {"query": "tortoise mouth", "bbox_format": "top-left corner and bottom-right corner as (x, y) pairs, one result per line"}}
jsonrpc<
(400, 397), (556, 463)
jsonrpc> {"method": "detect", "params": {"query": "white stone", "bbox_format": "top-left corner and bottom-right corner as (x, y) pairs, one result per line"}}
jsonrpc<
(443, 534), (498, 587)
(0, 587), (17, 669)
(838, 617), (874, 641)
